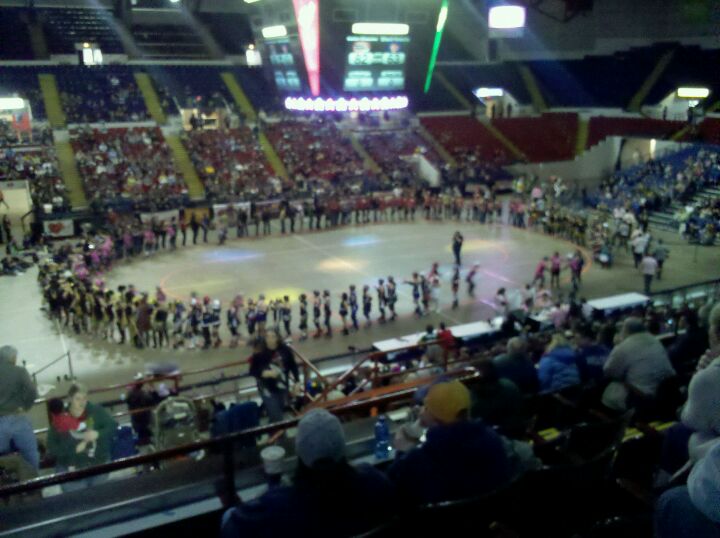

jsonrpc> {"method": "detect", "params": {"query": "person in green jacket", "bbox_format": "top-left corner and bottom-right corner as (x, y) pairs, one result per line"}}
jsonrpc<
(47, 383), (117, 492)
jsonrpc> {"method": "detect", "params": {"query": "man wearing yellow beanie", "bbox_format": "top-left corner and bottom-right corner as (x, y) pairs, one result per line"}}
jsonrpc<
(388, 380), (511, 506)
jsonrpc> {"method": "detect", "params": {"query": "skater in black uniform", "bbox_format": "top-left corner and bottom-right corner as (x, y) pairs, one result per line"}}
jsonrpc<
(451, 266), (460, 309)
(312, 291), (322, 338)
(281, 296), (292, 337)
(349, 285), (359, 331)
(298, 294), (309, 341)
(376, 279), (387, 323)
(323, 290), (332, 337)
(386, 276), (398, 321)
(362, 285), (373, 327)
(339, 293), (350, 335)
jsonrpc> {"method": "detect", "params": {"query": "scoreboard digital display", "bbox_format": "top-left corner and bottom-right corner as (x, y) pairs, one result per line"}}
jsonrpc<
(267, 38), (302, 91)
(343, 35), (410, 92)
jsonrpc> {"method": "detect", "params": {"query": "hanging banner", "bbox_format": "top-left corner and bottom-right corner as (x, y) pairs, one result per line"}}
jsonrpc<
(43, 218), (75, 238)
(292, 0), (321, 96)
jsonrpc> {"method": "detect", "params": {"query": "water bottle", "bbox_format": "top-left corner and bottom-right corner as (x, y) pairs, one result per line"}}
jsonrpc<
(374, 415), (392, 460)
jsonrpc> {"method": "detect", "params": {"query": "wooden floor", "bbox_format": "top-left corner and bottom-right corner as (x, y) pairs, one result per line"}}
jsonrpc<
(1, 219), (717, 408)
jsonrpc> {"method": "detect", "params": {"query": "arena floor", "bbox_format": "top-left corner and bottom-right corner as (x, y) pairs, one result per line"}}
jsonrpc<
(1, 219), (717, 404)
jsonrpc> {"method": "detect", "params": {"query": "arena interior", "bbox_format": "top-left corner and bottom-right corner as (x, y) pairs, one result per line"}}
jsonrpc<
(0, 0), (719, 536)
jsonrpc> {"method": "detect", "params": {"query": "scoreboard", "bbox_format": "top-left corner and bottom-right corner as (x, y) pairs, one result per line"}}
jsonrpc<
(266, 37), (302, 91)
(343, 35), (410, 92)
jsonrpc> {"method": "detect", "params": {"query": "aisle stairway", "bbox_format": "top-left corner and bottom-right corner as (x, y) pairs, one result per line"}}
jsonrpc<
(38, 74), (65, 128)
(416, 124), (456, 167)
(134, 72), (167, 124)
(163, 133), (205, 200)
(518, 64), (547, 113)
(478, 118), (527, 161)
(648, 185), (720, 232)
(628, 49), (675, 112)
(221, 72), (288, 180)
(349, 133), (382, 174)
(55, 138), (88, 209)
(575, 117), (589, 156)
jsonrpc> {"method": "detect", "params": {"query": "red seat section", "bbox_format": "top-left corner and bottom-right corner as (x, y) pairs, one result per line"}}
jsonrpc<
(420, 116), (511, 165)
(696, 118), (720, 145)
(492, 113), (578, 163)
(587, 117), (683, 148)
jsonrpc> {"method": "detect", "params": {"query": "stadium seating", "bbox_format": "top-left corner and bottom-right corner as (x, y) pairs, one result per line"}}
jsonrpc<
(70, 126), (187, 210)
(528, 47), (663, 108)
(362, 129), (442, 177)
(231, 67), (279, 113)
(696, 118), (720, 146)
(441, 64), (531, 105)
(264, 119), (366, 182)
(420, 116), (512, 164)
(0, 8), (34, 59)
(197, 12), (253, 55)
(182, 128), (274, 202)
(587, 117), (683, 149)
(493, 113), (578, 162)
(39, 8), (124, 55)
(644, 46), (720, 106)
(55, 66), (149, 124)
(132, 24), (209, 59)
(0, 67), (46, 121)
(143, 65), (236, 116)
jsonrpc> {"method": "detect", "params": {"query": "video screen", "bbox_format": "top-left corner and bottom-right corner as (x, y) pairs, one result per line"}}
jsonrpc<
(266, 38), (302, 91)
(343, 35), (410, 92)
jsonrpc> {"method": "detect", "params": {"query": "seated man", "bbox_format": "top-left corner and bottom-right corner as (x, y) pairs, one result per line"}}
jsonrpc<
(655, 441), (720, 538)
(389, 380), (512, 506)
(493, 337), (539, 394)
(221, 409), (394, 538)
(602, 318), (676, 411)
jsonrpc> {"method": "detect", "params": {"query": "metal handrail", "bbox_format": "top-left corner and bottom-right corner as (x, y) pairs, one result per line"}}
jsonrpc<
(31, 351), (73, 384)
(0, 368), (481, 499)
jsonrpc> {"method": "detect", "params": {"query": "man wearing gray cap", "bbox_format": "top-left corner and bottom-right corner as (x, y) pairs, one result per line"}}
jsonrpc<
(0, 345), (39, 469)
(221, 408), (394, 537)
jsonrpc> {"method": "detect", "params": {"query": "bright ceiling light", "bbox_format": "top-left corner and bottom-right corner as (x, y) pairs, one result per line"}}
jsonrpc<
(474, 87), (504, 98)
(488, 5), (526, 29)
(244, 0), (261, 3)
(677, 87), (710, 99)
(0, 97), (25, 110)
(262, 25), (288, 39)
(351, 23), (410, 36)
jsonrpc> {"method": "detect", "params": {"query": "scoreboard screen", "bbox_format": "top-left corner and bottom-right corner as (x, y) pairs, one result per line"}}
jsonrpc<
(266, 38), (302, 91)
(343, 35), (410, 92)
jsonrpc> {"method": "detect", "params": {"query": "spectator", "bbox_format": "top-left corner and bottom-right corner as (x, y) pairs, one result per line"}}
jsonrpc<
(574, 324), (611, 383)
(492, 337), (539, 394)
(697, 303), (720, 371)
(249, 330), (300, 423)
(537, 333), (581, 393)
(470, 359), (525, 434)
(47, 383), (118, 492)
(640, 251), (659, 294)
(126, 381), (158, 445)
(655, 441), (720, 538)
(0, 345), (39, 470)
(602, 317), (675, 412)
(668, 309), (709, 373)
(654, 239), (669, 279)
(220, 409), (395, 538)
(388, 380), (511, 505)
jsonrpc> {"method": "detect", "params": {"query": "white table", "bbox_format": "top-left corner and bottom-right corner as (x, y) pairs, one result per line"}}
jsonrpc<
(372, 332), (427, 353)
(450, 317), (503, 339)
(587, 292), (650, 313)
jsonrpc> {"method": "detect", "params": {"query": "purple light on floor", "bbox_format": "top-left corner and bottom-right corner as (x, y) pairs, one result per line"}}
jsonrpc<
(342, 235), (380, 247)
(202, 250), (263, 264)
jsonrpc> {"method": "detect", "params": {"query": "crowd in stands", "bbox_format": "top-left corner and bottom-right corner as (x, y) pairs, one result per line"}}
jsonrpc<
(71, 126), (187, 211)
(361, 128), (441, 180)
(58, 68), (150, 124)
(0, 122), (68, 211)
(182, 127), (275, 202)
(264, 118), (370, 187)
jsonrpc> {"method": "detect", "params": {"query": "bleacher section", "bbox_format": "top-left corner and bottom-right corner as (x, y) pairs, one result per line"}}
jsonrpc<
(0, 8), (34, 59)
(493, 113), (578, 162)
(441, 64), (531, 106)
(587, 117), (683, 149)
(644, 46), (720, 106)
(362, 129), (442, 177)
(420, 116), (511, 164)
(132, 24), (209, 59)
(182, 128), (274, 202)
(197, 12), (253, 56)
(0, 67), (46, 121)
(141, 65), (236, 116)
(71, 126), (187, 210)
(39, 8), (124, 55)
(527, 47), (662, 108)
(54, 66), (149, 123)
